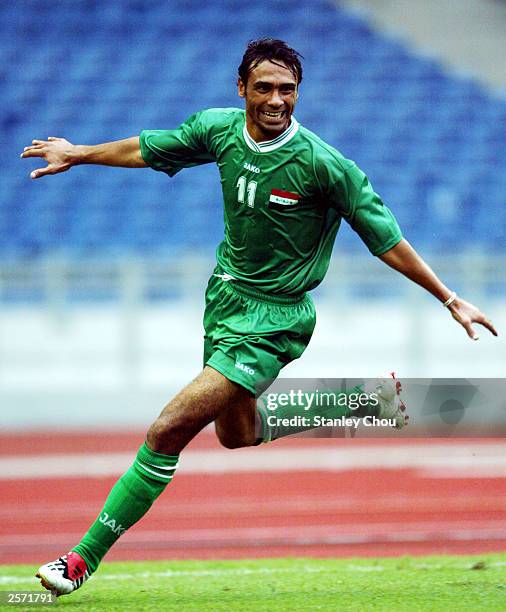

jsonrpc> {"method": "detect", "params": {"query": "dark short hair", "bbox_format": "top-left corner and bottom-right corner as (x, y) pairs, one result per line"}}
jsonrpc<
(238, 38), (303, 86)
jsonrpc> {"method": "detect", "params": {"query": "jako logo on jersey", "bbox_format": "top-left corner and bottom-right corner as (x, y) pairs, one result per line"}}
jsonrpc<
(99, 512), (127, 536)
(269, 189), (300, 206)
(243, 162), (261, 174)
(235, 362), (255, 375)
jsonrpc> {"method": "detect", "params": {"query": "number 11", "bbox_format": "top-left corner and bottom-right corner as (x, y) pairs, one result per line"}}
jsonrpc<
(236, 176), (257, 208)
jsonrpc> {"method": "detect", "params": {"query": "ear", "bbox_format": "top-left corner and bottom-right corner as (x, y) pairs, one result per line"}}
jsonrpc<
(237, 77), (246, 98)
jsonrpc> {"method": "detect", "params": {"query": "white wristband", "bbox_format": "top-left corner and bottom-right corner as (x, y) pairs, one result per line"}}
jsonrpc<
(443, 291), (457, 308)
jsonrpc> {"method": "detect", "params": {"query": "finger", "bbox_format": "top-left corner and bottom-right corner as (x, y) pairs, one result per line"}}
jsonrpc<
(32, 139), (46, 145)
(479, 318), (498, 337)
(30, 165), (56, 179)
(47, 136), (62, 141)
(463, 322), (479, 341)
(31, 163), (69, 179)
(20, 148), (45, 158)
(472, 312), (499, 337)
(21, 144), (45, 156)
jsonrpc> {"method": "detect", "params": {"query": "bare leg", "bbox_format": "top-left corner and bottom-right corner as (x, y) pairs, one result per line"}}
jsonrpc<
(146, 365), (257, 454)
(36, 366), (259, 596)
(214, 384), (258, 449)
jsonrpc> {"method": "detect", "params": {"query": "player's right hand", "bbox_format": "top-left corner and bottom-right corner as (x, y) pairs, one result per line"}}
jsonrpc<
(447, 296), (498, 341)
(20, 137), (76, 179)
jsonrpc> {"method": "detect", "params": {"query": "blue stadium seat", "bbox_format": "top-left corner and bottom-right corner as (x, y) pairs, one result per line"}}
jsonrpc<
(2, 0), (506, 260)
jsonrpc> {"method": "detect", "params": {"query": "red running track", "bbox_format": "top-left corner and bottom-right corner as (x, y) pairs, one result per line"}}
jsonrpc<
(1, 432), (505, 565)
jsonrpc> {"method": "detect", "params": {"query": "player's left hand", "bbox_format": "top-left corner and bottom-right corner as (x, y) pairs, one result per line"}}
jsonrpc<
(447, 297), (498, 340)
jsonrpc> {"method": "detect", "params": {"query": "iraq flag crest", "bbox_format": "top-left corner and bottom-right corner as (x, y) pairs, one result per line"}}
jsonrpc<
(269, 189), (300, 209)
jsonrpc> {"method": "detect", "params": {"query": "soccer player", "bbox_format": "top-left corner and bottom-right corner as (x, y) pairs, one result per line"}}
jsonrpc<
(21, 38), (497, 596)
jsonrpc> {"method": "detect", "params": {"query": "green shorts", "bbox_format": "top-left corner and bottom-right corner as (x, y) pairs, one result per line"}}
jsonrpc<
(203, 268), (316, 395)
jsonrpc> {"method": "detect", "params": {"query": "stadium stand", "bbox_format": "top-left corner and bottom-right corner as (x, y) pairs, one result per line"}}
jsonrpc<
(2, 0), (506, 259)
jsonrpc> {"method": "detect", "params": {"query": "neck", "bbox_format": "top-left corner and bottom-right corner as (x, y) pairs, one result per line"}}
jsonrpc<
(246, 116), (291, 143)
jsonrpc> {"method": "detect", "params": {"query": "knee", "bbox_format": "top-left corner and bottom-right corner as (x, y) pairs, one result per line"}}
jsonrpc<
(215, 426), (256, 450)
(146, 418), (165, 452)
(146, 415), (181, 453)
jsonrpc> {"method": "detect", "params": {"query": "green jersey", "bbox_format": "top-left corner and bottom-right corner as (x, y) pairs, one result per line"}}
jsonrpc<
(139, 108), (402, 295)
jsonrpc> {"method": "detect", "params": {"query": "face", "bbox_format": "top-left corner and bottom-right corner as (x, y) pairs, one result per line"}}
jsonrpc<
(238, 59), (299, 142)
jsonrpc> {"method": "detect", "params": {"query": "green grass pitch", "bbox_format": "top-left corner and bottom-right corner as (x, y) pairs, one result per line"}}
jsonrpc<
(1, 554), (505, 611)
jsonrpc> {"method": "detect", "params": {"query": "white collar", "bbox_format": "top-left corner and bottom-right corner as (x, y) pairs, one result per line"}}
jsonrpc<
(242, 116), (299, 153)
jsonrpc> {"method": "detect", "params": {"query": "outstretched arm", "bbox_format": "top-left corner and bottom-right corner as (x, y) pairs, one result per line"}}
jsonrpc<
(21, 136), (147, 179)
(379, 238), (498, 341)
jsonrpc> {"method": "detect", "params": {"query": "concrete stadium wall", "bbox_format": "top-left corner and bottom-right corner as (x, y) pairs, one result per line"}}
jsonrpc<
(1, 297), (504, 430)
(339, 0), (506, 92)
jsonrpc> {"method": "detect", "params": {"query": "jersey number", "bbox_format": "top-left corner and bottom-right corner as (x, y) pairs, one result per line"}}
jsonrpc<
(236, 176), (257, 208)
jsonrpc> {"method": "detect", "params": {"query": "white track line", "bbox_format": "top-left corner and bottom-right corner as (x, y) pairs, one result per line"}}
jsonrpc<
(2, 561), (506, 585)
(1, 443), (506, 479)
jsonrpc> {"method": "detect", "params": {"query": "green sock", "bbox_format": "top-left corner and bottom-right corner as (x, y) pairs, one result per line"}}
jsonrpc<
(257, 384), (377, 442)
(72, 443), (178, 573)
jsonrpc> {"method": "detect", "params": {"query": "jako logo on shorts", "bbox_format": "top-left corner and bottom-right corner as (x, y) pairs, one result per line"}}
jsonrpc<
(235, 362), (255, 375)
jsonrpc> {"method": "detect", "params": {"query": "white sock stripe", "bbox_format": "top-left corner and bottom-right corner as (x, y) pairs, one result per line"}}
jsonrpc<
(141, 460), (179, 471)
(137, 461), (174, 481)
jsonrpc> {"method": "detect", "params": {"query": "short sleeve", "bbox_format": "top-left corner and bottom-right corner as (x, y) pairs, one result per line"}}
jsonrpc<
(325, 162), (402, 256)
(139, 111), (215, 176)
